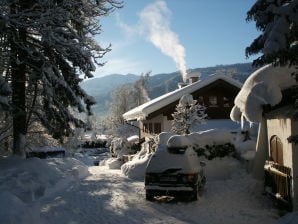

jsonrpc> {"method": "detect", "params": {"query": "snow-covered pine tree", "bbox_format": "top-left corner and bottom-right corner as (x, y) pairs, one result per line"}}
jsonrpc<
(246, 0), (298, 143)
(171, 94), (207, 135)
(246, 0), (298, 67)
(0, 0), (122, 155)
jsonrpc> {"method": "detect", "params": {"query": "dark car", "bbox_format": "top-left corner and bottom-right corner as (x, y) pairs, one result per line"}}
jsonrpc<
(145, 139), (206, 201)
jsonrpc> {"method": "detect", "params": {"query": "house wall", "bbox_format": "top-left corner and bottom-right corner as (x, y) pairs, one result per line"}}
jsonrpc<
(140, 114), (169, 138)
(267, 118), (293, 168)
(266, 116), (297, 210)
(292, 119), (298, 210)
(138, 79), (241, 139)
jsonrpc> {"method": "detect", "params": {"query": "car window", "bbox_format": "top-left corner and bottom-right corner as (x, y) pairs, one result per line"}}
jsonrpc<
(167, 146), (187, 154)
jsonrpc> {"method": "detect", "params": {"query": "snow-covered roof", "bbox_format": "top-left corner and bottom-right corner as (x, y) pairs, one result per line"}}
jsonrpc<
(123, 74), (242, 121)
(230, 64), (297, 124)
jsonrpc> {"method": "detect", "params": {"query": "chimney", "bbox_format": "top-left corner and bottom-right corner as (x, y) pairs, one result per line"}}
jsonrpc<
(187, 71), (201, 84)
(177, 71), (201, 89)
(178, 82), (187, 89)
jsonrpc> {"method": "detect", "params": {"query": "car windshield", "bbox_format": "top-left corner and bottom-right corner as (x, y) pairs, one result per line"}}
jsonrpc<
(167, 146), (187, 154)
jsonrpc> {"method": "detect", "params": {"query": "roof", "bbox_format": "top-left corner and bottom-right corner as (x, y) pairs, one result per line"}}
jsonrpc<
(230, 64), (297, 124)
(123, 74), (242, 121)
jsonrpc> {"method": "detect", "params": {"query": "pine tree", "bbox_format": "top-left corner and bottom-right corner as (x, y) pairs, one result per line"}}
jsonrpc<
(246, 0), (298, 143)
(0, 0), (122, 155)
(246, 0), (298, 67)
(171, 94), (207, 135)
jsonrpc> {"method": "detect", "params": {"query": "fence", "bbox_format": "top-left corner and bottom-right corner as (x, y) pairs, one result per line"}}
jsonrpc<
(264, 161), (292, 210)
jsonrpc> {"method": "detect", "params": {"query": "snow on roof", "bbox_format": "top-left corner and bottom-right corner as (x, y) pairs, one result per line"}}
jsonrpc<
(230, 64), (297, 123)
(123, 74), (242, 121)
(127, 135), (139, 142)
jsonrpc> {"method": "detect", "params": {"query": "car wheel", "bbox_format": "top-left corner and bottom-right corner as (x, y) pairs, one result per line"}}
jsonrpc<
(146, 190), (154, 201)
(191, 187), (198, 201)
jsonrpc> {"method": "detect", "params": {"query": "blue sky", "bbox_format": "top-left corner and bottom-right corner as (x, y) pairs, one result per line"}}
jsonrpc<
(93, 0), (259, 78)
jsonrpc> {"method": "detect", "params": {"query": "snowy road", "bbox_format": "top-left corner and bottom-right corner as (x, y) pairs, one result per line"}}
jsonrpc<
(39, 165), (278, 224)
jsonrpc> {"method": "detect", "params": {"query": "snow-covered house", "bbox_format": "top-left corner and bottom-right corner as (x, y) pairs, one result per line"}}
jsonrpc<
(230, 64), (298, 211)
(123, 72), (242, 138)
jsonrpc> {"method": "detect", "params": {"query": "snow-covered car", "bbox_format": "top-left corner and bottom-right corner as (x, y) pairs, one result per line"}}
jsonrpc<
(145, 135), (206, 201)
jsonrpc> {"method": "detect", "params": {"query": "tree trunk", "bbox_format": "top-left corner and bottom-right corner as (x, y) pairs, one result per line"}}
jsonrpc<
(10, 3), (27, 156)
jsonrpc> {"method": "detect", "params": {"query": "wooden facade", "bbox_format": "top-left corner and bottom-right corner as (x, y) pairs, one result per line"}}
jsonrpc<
(140, 79), (241, 137)
(147, 79), (240, 121)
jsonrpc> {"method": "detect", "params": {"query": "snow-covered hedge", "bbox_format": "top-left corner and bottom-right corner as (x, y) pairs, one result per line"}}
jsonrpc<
(167, 129), (236, 160)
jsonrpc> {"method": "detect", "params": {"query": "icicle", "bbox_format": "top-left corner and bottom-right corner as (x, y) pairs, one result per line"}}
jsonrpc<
(241, 114), (245, 130)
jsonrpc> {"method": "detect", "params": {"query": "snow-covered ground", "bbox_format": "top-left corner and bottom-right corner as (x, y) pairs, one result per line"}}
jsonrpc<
(1, 148), (298, 224)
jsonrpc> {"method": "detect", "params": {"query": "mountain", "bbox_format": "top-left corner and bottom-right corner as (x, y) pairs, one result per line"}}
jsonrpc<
(81, 63), (257, 117)
(80, 74), (139, 116)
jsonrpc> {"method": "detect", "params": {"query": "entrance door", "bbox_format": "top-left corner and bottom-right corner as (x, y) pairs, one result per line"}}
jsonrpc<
(270, 135), (283, 165)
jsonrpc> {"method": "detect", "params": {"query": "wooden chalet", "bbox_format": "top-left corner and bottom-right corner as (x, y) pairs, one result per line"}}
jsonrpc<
(123, 73), (242, 138)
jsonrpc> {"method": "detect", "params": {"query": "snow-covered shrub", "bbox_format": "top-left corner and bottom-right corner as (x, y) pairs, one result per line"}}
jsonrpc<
(195, 143), (235, 160)
(186, 129), (236, 160)
(109, 137), (128, 157)
(109, 136), (139, 158)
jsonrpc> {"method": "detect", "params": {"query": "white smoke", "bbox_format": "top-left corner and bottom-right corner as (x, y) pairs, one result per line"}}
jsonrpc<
(139, 0), (187, 81)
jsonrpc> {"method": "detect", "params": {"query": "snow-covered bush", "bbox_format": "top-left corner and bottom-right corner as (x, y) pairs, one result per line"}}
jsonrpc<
(195, 143), (235, 160)
(109, 136), (140, 158)
(109, 137), (128, 157)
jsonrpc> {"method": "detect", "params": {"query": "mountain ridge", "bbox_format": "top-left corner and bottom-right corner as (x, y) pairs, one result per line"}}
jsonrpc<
(81, 63), (257, 117)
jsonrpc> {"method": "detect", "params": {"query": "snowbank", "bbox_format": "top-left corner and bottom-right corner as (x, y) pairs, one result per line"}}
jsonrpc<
(278, 212), (298, 224)
(121, 153), (152, 180)
(231, 64), (297, 123)
(0, 156), (89, 203)
(0, 191), (45, 224)
(121, 142), (153, 180)
(99, 157), (123, 169)
(0, 156), (89, 224)
(203, 157), (242, 180)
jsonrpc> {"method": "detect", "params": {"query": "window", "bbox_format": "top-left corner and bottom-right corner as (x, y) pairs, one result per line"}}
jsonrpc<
(209, 96), (217, 107)
(198, 96), (204, 104)
(154, 123), (161, 134)
(223, 97), (230, 107)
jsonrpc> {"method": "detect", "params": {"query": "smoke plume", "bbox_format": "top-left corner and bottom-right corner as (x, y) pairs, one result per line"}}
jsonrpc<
(139, 0), (187, 81)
